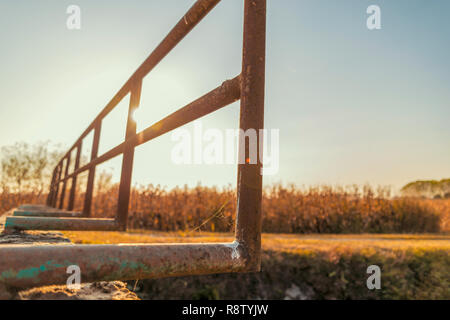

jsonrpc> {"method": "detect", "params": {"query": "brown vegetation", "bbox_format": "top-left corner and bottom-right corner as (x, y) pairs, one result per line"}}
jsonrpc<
(82, 183), (445, 234)
(1, 142), (448, 234)
(1, 182), (448, 234)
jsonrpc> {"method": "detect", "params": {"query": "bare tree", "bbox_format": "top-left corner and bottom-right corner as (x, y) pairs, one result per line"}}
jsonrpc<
(0, 141), (63, 201)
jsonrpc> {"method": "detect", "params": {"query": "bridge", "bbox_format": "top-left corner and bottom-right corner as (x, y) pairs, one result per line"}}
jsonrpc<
(0, 0), (266, 294)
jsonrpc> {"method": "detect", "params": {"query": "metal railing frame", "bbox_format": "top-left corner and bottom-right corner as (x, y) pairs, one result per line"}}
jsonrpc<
(0, 0), (265, 292)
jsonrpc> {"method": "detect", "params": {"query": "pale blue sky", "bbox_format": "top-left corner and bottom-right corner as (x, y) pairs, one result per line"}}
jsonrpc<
(0, 0), (449, 191)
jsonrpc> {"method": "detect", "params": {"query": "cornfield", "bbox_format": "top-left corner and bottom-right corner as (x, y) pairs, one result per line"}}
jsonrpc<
(1, 183), (447, 234)
(87, 183), (445, 234)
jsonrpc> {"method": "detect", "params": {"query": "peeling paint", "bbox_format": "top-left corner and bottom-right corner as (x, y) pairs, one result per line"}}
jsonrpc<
(224, 241), (240, 260)
(0, 260), (68, 281)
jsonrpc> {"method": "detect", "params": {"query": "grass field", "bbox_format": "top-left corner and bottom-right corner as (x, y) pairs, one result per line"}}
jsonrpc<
(62, 230), (450, 251)
(2, 184), (449, 299)
(62, 230), (450, 300)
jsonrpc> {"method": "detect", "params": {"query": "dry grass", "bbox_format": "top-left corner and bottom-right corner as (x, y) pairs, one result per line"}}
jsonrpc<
(0, 191), (46, 215)
(62, 230), (450, 252)
(3, 184), (449, 234)
(420, 199), (450, 232)
(84, 184), (446, 234)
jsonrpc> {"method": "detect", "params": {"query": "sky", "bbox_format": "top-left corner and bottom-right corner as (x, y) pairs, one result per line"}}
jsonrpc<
(0, 0), (449, 192)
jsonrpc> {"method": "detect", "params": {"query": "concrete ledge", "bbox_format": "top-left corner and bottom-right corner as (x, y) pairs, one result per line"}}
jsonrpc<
(4, 217), (119, 231)
(13, 210), (83, 218)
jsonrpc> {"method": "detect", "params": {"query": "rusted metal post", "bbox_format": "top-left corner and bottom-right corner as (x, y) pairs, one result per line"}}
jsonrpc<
(52, 164), (62, 208)
(68, 142), (82, 211)
(50, 166), (58, 207)
(235, 0), (266, 272)
(116, 80), (142, 230)
(58, 155), (71, 209)
(83, 122), (101, 217)
(46, 168), (57, 206)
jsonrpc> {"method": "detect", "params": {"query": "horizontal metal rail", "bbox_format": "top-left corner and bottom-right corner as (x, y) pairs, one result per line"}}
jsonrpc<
(0, 242), (246, 290)
(58, 0), (221, 162)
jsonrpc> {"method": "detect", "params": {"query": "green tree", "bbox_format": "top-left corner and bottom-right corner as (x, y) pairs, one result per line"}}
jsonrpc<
(401, 179), (450, 198)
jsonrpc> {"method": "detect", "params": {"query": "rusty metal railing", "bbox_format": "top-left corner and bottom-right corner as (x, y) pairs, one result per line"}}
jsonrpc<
(0, 0), (265, 292)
